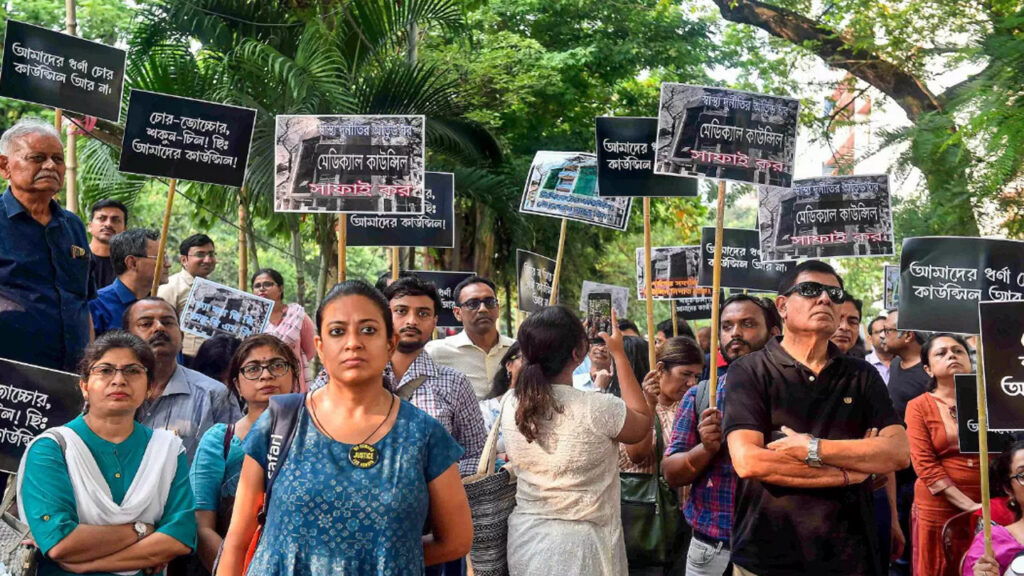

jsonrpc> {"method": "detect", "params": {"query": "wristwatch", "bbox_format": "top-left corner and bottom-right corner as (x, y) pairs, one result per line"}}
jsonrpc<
(805, 436), (823, 468)
(133, 521), (148, 541)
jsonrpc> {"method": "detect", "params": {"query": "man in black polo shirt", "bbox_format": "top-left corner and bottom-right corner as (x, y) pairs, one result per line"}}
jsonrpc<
(724, 260), (910, 576)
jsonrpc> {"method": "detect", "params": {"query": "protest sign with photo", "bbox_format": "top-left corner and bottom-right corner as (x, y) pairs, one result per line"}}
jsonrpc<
(118, 90), (256, 187)
(517, 250), (556, 313)
(697, 227), (794, 292)
(0, 19), (126, 121)
(520, 150), (632, 230)
(654, 84), (799, 187)
(757, 175), (894, 261)
(579, 281), (630, 318)
(180, 278), (273, 340)
(407, 270), (477, 328)
(956, 374), (1017, 453)
(0, 358), (83, 473)
(980, 300), (1024, 431)
(636, 246), (713, 300)
(274, 115), (425, 214)
(595, 117), (698, 198)
(347, 172), (454, 247)
(898, 236), (1024, 333)
(884, 265), (900, 310)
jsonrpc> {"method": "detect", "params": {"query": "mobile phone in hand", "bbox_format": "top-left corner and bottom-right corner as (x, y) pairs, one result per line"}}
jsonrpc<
(587, 293), (613, 340)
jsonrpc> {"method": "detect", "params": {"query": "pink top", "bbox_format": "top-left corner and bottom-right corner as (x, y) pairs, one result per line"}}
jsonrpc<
(264, 302), (316, 392)
(962, 524), (1024, 576)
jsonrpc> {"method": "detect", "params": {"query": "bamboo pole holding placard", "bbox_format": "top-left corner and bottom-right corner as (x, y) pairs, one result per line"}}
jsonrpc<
(643, 198), (656, 368)
(151, 179), (177, 297)
(975, 338), (994, 558)
(63, 0), (78, 214)
(671, 304), (679, 337)
(707, 181), (727, 407)
(549, 218), (568, 306)
(337, 215), (347, 283)
(391, 247), (400, 281)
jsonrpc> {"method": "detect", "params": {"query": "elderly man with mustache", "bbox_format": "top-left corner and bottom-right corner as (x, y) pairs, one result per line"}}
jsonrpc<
(0, 117), (95, 372)
(123, 297), (241, 462)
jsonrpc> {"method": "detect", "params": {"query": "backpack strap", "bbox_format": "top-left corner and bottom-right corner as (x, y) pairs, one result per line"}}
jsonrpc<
(694, 379), (711, 418)
(396, 375), (429, 402)
(256, 393), (306, 526)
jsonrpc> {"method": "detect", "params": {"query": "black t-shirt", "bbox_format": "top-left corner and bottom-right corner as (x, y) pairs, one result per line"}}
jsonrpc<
(88, 252), (115, 290)
(888, 356), (930, 424)
(723, 337), (900, 576)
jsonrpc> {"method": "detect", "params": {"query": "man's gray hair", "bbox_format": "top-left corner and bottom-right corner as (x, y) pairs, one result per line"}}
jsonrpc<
(0, 117), (62, 155)
(110, 228), (160, 276)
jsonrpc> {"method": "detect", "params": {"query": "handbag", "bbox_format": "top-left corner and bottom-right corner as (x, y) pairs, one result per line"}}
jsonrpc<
(1, 475), (38, 576)
(461, 392), (517, 576)
(620, 412), (686, 569)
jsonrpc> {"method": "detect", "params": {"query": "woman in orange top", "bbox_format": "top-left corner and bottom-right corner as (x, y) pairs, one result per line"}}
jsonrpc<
(905, 333), (980, 576)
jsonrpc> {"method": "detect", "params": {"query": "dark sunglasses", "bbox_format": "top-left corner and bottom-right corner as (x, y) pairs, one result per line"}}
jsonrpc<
(458, 297), (499, 311)
(783, 281), (845, 303)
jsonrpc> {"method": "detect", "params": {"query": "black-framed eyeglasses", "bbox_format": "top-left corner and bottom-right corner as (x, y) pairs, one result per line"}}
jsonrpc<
(253, 281), (277, 290)
(1012, 472), (1024, 487)
(239, 360), (291, 380)
(89, 364), (148, 380)
(458, 297), (499, 311)
(783, 281), (845, 303)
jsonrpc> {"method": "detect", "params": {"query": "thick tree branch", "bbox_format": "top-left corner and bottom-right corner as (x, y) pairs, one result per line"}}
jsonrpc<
(712, 0), (940, 121)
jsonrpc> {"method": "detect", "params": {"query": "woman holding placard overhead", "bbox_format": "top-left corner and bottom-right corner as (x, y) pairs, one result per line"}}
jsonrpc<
(17, 331), (196, 576)
(251, 268), (316, 392)
(906, 333), (986, 576)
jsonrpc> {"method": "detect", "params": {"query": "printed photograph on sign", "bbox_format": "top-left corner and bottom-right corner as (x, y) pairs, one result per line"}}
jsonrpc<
(757, 175), (894, 261)
(406, 271), (477, 328)
(0, 358), (83, 473)
(955, 374), (1016, 454)
(274, 115), (425, 214)
(347, 172), (454, 248)
(520, 150), (632, 230)
(980, 301), (1024, 431)
(654, 84), (799, 187)
(118, 90), (257, 187)
(579, 281), (630, 318)
(595, 117), (698, 198)
(884, 264), (900, 310)
(898, 236), (1024, 334)
(516, 250), (557, 314)
(636, 246), (712, 301)
(697, 227), (794, 292)
(180, 278), (273, 340)
(0, 19), (126, 122)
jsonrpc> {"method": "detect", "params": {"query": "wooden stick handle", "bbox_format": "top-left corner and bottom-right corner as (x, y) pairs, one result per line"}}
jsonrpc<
(643, 198), (656, 369)
(976, 335), (993, 558)
(337, 215), (347, 283)
(152, 179), (176, 297)
(549, 219), (568, 306)
(391, 247), (400, 281)
(707, 180), (727, 407)
(671, 303), (679, 337)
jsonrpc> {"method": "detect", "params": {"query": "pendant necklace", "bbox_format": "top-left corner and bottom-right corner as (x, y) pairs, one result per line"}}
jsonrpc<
(310, 388), (395, 469)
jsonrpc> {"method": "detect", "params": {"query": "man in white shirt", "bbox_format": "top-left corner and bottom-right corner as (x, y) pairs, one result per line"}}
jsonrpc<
(157, 234), (217, 363)
(425, 275), (514, 400)
(865, 315), (893, 384)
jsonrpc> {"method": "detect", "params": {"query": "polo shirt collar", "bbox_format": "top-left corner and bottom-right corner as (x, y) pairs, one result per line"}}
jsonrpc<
(2, 188), (63, 222)
(765, 335), (842, 369)
(162, 364), (193, 397)
(111, 278), (137, 304)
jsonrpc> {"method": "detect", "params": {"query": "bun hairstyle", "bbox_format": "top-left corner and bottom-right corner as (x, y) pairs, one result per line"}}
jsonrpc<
(514, 306), (588, 443)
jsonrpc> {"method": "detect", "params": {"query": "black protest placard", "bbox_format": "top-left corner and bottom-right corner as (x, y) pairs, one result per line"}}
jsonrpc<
(636, 246), (713, 301)
(980, 300), (1024, 431)
(595, 117), (698, 198)
(898, 237), (1024, 334)
(675, 295), (719, 321)
(956, 374), (1018, 453)
(697, 227), (794, 292)
(407, 270), (476, 328)
(0, 358), (83, 473)
(275, 115), (426, 214)
(579, 281), (630, 318)
(118, 90), (256, 187)
(757, 175), (894, 261)
(884, 265), (900, 310)
(0, 19), (126, 121)
(516, 250), (556, 313)
(654, 84), (799, 187)
(348, 172), (454, 248)
(179, 278), (273, 340)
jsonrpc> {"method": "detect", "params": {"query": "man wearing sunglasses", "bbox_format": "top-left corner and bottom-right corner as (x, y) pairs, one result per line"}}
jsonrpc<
(724, 260), (910, 576)
(425, 275), (515, 400)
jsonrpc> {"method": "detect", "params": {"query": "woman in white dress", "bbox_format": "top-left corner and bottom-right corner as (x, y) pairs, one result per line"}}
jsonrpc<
(502, 306), (653, 576)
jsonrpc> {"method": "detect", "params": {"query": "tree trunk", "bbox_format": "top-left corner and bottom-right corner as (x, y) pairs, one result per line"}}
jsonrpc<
(472, 202), (494, 276)
(315, 214), (337, 306)
(289, 216), (307, 307)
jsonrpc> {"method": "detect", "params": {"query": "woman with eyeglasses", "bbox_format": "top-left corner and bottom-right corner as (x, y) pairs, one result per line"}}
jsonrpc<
(905, 333), (987, 576)
(965, 439), (1024, 576)
(189, 334), (299, 573)
(17, 331), (196, 576)
(252, 268), (316, 392)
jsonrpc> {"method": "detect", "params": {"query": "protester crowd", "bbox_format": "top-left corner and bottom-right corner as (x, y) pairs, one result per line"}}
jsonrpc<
(2, 115), (1023, 576)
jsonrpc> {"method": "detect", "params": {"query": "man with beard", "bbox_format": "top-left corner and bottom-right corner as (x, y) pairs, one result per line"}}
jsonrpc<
(86, 199), (127, 290)
(662, 294), (781, 576)
(0, 118), (94, 372)
(724, 260), (908, 576)
(425, 275), (515, 400)
(158, 234), (217, 364)
(123, 297), (241, 462)
(384, 275), (486, 475)
(829, 295), (863, 355)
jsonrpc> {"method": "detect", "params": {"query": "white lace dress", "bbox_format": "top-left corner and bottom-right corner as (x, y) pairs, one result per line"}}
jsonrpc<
(501, 384), (628, 576)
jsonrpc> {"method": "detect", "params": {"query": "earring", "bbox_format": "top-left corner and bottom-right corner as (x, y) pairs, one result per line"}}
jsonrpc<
(81, 398), (89, 414)
(1010, 498), (1018, 510)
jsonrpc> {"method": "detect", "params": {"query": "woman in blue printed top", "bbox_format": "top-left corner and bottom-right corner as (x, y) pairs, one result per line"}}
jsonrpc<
(217, 280), (472, 576)
(190, 334), (299, 572)
(18, 331), (196, 576)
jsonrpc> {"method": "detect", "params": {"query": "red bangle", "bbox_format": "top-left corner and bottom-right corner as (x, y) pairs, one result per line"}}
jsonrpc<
(841, 468), (850, 486)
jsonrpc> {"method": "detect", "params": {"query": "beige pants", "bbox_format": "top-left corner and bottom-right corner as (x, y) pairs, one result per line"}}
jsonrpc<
(733, 566), (758, 576)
